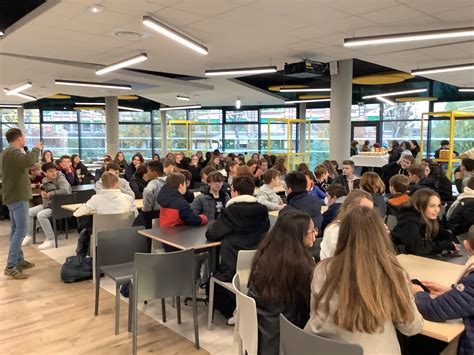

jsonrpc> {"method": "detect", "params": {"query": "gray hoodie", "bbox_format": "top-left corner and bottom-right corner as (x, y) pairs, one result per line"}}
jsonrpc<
(41, 171), (72, 208)
(142, 176), (166, 212)
(95, 177), (135, 198)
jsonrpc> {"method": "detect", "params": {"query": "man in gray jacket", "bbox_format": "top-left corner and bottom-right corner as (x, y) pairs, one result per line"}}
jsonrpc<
(140, 161), (166, 228)
(23, 162), (71, 250)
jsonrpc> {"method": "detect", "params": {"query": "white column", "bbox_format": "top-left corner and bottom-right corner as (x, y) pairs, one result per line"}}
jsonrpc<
(105, 96), (119, 155)
(17, 106), (25, 132)
(298, 103), (306, 153)
(161, 110), (167, 158)
(329, 59), (353, 163)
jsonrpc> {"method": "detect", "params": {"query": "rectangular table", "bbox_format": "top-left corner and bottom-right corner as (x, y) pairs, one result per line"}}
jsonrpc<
(71, 184), (95, 192)
(62, 198), (143, 213)
(397, 254), (465, 342)
(350, 155), (388, 168)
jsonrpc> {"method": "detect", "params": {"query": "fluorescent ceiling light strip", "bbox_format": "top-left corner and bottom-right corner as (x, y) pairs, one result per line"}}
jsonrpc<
(75, 102), (104, 105)
(280, 88), (331, 93)
(412, 63), (474, 75)
(143, 16), (208, 55)
(459, 88), (474, 92)
(55, 79), (131, 90)
(376, 96), (395, 105)
(176, 95), (190, 101)
(344, 27), (474, 47)
(235, 98), (241, 109)
(11, 92), (36, 101)
(160, 105), (202, 111)
(285, 99), (331, 104)
(118, 106), (143, 112)
(205, 66), (277, 76)
(0, 104), (22, 108)
(362, 88), (427, 99)
(96, 53), (148, 75)
(6, 82), (32, 95)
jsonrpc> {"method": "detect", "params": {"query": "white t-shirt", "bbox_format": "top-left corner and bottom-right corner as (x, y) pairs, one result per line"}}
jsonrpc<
(320, 222), (340, 260)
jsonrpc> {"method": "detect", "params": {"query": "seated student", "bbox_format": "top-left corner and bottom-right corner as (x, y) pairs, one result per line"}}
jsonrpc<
(408, 163), (436, 195)
(162, 157), (177, 176)
(114, 151), (128, 172)
(187, 154), (202, 189)
(24, 163), (72, 249)
(157, 173), (208, 229)
(29, 163), (44, 189)
(248, 211), (316, 355)
(391, 189), (460, 256)
(320, 190), (374, 260)
(455, 158), (474, 193)
(58, 155), (79, 186)
(446, 176), (474, 236)
(140, 161), (166, 228)
(191, 171), (230, 220)
(303, 170), (326, 203)
(411, 224), (474, 355)
(306, 206), (424, 354)
(71, 154), (92, 184)
(74, 172), (138, 256)
(332, 160), (360, 194)
(226, 160), (239, 186)
(387, 174), (411, 215)
(381, 153), (415, 193)
(179, 169), (195, 203)
(129, 163), (148, 199)
(427, 163), (454, 203)
(256, 169), (285, 211)
(314, 164), (329, 197)
(125, 153), (144, 181)
(95, 162), (134, 198)
(254, 158), (269, 187)
(359, 172), (387, 217)
(94, 156), (111, 182)
(280, 171), (323, 229)
(321, 184), (346, 233)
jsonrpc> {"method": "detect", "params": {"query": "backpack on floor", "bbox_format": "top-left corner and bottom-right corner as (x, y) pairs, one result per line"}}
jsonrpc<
(60, 255), (93, 283)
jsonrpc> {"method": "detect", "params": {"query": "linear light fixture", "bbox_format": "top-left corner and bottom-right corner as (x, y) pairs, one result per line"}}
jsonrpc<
(235, 98), (241, 109)
(285, 98), (331, 104)
(10, 92), (36, 101)
(0, 104), (22, 108)
(205, 66), (277, 76)
(344, 27), (474, 47)
(280, 88), (331, 93)
(459, 88), (474, 92)
(143, 15), (208, 55)
(55, 79), (131, 90)
(376, 96), (395, 105)
(74, 102), (143, 112)
(412, 63), (474, 75)
(5, 82), (32, 95)
(362, 88), (427, 99)
(176, 95), (190, 101)
(118, 106), (143, 112)
(160, 104), (202, 111)
(96, 53), (148, 75)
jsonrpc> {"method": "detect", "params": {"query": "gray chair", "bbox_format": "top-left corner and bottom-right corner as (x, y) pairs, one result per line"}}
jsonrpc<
(50, 193), (77, 247)
(279, 313), (364, 355)
(386, 214), (398, 232)
(132, 249), (199, 355)
(95, 226), (147, 335)
(76, 189), (95, 203)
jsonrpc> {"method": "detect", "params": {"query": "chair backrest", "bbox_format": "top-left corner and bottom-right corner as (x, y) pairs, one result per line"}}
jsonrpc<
(439, 204), (447, 220)
(236, 250), (257, 293)
(92, 212), (135, 242)
(97, 227), (147, 269)
(51, 193), (77, 220)
(76, 189), (95, 203)
(133, 249), (195, 303)
(386, 214), (398, 232)
(233, 274), (258, 355)
(279, 314), (364, 355)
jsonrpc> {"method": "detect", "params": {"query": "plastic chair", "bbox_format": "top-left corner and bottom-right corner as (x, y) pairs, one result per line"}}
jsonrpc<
(233, 273), (258, 355)
(132, 249), (199, 355)
(279, 313), (364, 355)
(91, 212), (135, 283)
(386, 214), (398, 232)
(50, 193), (77, 247)
(95, 226), (147, 335)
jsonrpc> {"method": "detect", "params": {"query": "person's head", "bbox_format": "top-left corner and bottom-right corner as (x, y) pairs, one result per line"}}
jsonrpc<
(273, 157), (287, 174)
(440, 140), (450, 149)
(410, 140), (419, 149)
(257, 158), (268, 172)
(236, 165), (254, 178)
(325, 184), (346, 207)
(179, 169), (192, 187)
(145, 160), (164, 180)
(360, 172), (385, 195)
(248, 211), (315, 308)
(196, 151), (203, 159)
(464, 225), (474, 256)
(59, 155), (71, 169)
(263, 169), (281, 187)
(246, 159), (257, 173)
(115, 151), (125, 163)
(284, 171), (307, 195)
(162, 158), (176, 175)
(190, 154), (199, 166)
(468, 176), (474, 190)
(226, 160), (239, 176)
(152, 153), (160, 161)
(231, 175), (255, 198)
(351, 140), (359, 148)
(207, 171), (225, 193)
(315, 206), (415, 334)
(166, 173), (187, 195)
(363, 140), (370, 147)
(71, 154), (81, 166)
(400, 141), (410, 150)
(5, 128), (25, 147)
(314, 165), (329, 182)
(408, 164), (425, 183)
(237, 154), (246, 165)
(101, 171), (119, 189)
(427, 163), (445, 182)
(461, 158), (474, 173)
(175, 152), (184, 163)
(389, 174), (410, 195)
(410, 189), (441, 239)
(322, 160), (338, 178)
(132, 153), (144, 167)
(399, 154), (415, 170)
(330, 160), (339, 170)
(341, 160), (355, 177)
(205, 151), (212, 160)
(102, 156), (112, 169)
(135, 164), (147, 179)
(335, 190), (374, 222)
(41, 162), (58, 180)
(166, 152), (175, 160)
(200, 165), (217, 182)
(391, 139), (399, 148)
(105, 162), (120, 176)
(303, 170), (315, 191)
(211, 155), (221, 166)
(30, 163), (42, 177)
(42, 150), (54, 163)
(251, 153), (259, 161)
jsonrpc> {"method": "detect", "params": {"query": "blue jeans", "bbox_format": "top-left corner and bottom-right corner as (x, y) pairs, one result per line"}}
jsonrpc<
(6, 200), (29, 268)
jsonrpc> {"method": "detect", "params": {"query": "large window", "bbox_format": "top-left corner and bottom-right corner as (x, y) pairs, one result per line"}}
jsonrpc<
(119, 111), (152, 159)
(351, 104), (380, 121)
(225, 110), (258, 123)
(307, 122), (330, 169)
(224, 124), (259, 153)
(42, 123), (79, 156)
(189, 109), (223, 151)
(260, 108), (297, 153)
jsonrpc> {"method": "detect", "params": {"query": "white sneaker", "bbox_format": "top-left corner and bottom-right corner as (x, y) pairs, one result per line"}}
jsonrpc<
(22, 236), (33, 246)
(226, 316), (236, 326)
(38, 240), (55, 250)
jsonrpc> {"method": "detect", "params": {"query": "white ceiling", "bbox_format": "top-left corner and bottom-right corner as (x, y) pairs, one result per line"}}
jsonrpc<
(0, 0), (473, 106)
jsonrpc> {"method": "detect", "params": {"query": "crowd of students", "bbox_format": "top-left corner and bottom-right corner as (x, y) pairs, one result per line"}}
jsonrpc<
(3, 125), (473, 355)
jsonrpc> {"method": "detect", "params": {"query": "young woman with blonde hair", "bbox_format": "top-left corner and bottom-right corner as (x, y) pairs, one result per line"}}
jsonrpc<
(306, 206), (424, 354)
(360, 172), (387, 216)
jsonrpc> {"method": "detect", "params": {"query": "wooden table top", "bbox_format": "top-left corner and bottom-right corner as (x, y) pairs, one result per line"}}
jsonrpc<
(397, 254), (465, 342)
(62, 198), (143, 213)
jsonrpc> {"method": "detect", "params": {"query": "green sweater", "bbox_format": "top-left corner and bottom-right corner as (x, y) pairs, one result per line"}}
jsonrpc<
(1, 146), (40, 205)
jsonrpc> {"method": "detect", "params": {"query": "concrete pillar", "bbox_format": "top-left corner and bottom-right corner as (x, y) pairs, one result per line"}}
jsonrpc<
(329, 59), (353, 162)
(17, 106), (25, 132)
(105, 96), (119, 155)
(161, 110), (167, 158)
(298, 103), (306, 153)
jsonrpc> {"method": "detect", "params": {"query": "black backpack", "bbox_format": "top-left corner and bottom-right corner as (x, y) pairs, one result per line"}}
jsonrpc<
(60, 255), (93, 283)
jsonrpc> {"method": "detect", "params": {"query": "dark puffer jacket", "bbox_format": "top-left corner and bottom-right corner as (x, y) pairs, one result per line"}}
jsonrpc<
(391, 206), (456, 255)
(409, 178), (437, 195)
(280, 191), (323, 229)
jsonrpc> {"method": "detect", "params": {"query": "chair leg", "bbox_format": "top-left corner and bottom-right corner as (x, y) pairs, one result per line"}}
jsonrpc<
(128, 283), (133, 333)
(32, 218), (37, 244)
(94, 272), (100, 316)
(176, 296), (181, 324)
(65, 218), (69, 240)
(115, 283), (120, 335)
(132, 281), (138, 355)
(208, 277), (215, 330)
(53, 220), (58, 248)
(192, 287), (200, 349)
(161, 298), (167, 323)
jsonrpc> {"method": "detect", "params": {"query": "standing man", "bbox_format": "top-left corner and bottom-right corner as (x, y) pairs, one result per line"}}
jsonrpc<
(2, 128), (42, 279)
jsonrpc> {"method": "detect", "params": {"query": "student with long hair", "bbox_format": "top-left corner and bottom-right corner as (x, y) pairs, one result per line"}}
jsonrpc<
(114, 151), (127, 172)
(187, 154), (202, 189)
(125, 153), (144, 181)
(248, 211), (316, 355)
(322, 160), (338, 184)
(359, 172), (387, 216)
(391, 189), (460, 255)
(41, 150), (54, 164)
(272, 157), (287, 180)
(306, 206), (424, 354)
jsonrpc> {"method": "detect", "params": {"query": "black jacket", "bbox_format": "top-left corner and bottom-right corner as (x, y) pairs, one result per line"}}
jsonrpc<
(381, 161), (408, 193)
(447, 196), (474, 235)
(372, 193), (387, 217)
(391, 206), (456, 255)
(332, 175), (360, 195)
(321, 202), (341, 232)
(129, 175), (148, 199)
(124, 163), (137, 181)
(206, 197), (270, 282)
(433, 175), (454, 202)
(409, 178), (437, 195)
(280, 191), (323, 229)
(187, 165), (201, 189)
(389, 146), (404, 162)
